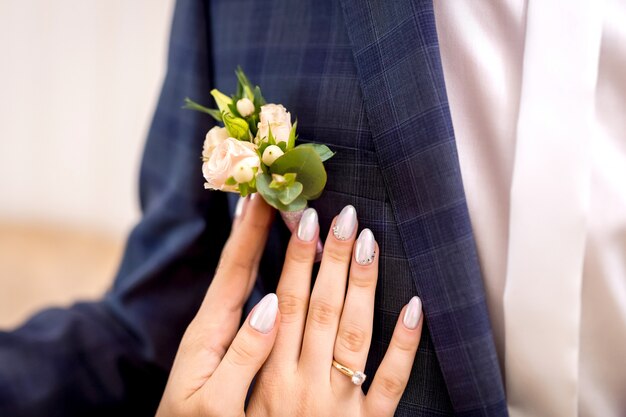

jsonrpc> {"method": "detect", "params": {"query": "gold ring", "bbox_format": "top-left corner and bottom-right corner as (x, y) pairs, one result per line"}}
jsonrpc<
(332, 359), (367, 386)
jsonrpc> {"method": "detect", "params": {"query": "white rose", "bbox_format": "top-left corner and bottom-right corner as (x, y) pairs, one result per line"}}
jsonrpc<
(261, 144), (284, 166)
(257, 104), (292, 144)
(202, 126), (229, 161)
(236, 98), (255, 117)
(202, 137), (260, 191)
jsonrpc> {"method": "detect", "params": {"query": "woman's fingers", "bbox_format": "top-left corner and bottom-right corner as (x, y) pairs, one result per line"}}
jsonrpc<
(202, 294), (280, 412)
(365, 297), (423, 417)
(271, 208), (318, 363)
(172, 195), (274, 389)
(203, 195), (274, 313)
(331, 229), (379, 390)
(300, 205), (358, 376)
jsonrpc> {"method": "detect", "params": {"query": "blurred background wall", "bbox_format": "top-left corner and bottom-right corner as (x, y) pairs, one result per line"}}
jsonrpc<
(0, 0), (175, 327)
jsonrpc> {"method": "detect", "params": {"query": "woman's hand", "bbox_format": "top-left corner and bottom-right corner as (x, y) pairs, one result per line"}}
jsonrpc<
(156, 200), (424, 417)
(156, 195), (280, 417)
(246, 205), (423, 417)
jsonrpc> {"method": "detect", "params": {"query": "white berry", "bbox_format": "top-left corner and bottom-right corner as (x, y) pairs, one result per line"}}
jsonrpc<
(262, 145), (284, 166)
(233, 161), (254, 183)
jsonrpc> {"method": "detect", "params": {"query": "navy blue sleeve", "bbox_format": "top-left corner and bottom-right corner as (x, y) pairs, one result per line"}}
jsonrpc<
(0, 1), (229, 415)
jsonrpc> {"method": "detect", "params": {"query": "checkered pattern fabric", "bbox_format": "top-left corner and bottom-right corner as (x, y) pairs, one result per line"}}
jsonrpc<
(0, 1), (507, 415)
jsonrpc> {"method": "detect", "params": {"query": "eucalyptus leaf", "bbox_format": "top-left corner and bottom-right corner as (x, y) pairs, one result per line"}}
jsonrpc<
(278, 182), (303, 205)
(283, 197), (308, 211)
(282, 173), (297, 186)
(298, 143), (335, 162)
(269, 173), (296, 190)
(271, 147), (327, 200)
(256, 173), (307, 211)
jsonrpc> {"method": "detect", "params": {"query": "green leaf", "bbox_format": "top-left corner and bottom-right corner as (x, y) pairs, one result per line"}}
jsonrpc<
(257, 140), (269, 157)
(211, 89), (233, 114)
(287, 121), (297, 150)
(271, 147), (327, 200)
(244, 85), (254, 101)
(297, 143), (335, 162)
(278, 181), (303, 205)
(269, 173), (296, 190)
(222, 112), (250, 140)
(225, 176), (237, 186)
(267, 126), (276, 145)
(227, 102), (242, 118)
(238, 182), (249, 197)
(256, 173), (307, 211)
(182, 98), (222, 122)
(282, 198), (307, 211)
(248, 114), (259, 137)
(233, 67), (256, 102)
(236, 69), (251, 87)
(282, 172), (297, 186)
(253, 86), (266, 108)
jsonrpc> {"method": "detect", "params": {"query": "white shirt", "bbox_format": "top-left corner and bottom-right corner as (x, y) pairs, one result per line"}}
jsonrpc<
(434, 1), (626, 416)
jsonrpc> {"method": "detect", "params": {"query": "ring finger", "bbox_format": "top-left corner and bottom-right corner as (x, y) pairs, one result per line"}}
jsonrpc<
(331, 228), (379, 391)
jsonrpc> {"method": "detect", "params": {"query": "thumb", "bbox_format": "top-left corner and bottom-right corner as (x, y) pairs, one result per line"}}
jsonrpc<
(202, 293), (280, 410)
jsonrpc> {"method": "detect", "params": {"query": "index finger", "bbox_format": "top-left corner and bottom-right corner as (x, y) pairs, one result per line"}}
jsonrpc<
(202, 194), (275, 315)
(167, 195), (275, 396)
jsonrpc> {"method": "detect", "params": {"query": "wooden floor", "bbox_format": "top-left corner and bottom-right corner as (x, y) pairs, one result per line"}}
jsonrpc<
(0, 222), (124, 329)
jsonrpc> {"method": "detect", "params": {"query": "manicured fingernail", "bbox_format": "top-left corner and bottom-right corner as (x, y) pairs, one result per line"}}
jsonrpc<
(403, 296), (422, 330)
(297, 208), (318, 242)
(332, 205), (357, 240)
(250, 293), (278, 333)
(235, 196), (249, 219)
(355, 228), (376, 265)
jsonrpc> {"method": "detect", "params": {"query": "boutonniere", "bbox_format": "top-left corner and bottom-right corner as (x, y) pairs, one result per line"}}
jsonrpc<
(184, 68), (333, 248)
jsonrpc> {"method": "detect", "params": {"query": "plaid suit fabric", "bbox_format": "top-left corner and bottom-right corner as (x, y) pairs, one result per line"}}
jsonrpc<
(339, 1), (508, 415)
(0, 1), (507, 416)
(0, 2), (233, 416)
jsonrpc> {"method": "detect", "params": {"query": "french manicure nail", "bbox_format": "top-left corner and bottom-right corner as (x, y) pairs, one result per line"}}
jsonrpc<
(250, 293), (278, 333)
(333, 205), (357, 240)
(297, 208), (318, 242)
(403, 296), (422, 330)
(235, 196), (249, 219)
(355, 228), (376, 265)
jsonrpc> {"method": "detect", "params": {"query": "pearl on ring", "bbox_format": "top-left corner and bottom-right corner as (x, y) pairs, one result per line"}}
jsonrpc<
(332, 359), (367, 386)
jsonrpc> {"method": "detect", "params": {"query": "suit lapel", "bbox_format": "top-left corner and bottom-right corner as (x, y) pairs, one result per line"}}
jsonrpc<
(339, 0), (508, 414)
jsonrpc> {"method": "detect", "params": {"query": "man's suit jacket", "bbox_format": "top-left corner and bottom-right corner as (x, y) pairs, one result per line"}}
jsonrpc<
(0, 1), (508, 415)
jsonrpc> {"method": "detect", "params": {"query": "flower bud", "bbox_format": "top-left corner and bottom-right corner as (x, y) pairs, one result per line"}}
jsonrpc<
(233, 160), (255, 183)
(262, 145), (284, 166)
(211, 89), (233, 114)
(223, 112), (251, 140)
(236, 98), (255, 117)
